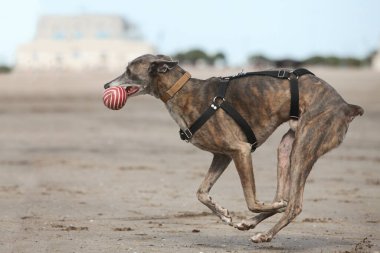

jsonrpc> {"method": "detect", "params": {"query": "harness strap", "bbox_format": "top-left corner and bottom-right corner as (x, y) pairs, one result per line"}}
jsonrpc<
(229, 68), (314, 120)
(220, 102), (258, 151)
(179, 80), (229, 141)
(180, 80), (258, 151)
(289, 68), (314, 119)
(179, 68), (314, 152)
(179, 104), (218, 140)
(216, 79), (229, 99)
(229, 69), (291, 80)
(289, 77), (299, 119)
(293, 68), (314, 77)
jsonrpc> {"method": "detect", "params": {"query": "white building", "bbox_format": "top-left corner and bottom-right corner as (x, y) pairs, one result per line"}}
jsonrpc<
(16, 15), (155, 71)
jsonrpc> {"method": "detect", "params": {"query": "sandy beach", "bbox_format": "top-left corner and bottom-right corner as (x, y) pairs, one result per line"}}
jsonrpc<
(0, 66), (379, 252)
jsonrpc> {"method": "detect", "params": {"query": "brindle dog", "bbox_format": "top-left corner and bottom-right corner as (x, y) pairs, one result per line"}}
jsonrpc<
(104, 54), (363, 243)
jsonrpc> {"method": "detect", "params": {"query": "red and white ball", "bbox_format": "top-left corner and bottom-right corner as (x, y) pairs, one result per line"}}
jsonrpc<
(103, 86), (127, 110)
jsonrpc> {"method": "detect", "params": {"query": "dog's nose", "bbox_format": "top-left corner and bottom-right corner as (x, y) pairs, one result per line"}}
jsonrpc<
(104, 74), (124, 89)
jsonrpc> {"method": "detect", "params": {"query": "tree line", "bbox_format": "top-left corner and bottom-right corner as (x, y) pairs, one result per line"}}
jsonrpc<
(172, 48), (375, 68)
(173, 49), (226, 66)
(248, 54), (374, 68)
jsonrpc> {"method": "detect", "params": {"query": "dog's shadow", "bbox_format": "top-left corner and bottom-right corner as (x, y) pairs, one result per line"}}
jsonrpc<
(127, 214), (356, 251)
(179, 232), (354, 252)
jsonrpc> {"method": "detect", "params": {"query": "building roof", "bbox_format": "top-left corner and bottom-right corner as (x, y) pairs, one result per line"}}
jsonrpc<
(35, 15), (140, 40)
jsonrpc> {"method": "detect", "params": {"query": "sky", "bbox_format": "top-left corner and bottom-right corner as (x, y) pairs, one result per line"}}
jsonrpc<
(0, 0), (380, 66)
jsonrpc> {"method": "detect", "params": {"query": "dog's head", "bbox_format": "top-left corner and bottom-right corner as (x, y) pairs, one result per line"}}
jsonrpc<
(103, 54), (179, 98)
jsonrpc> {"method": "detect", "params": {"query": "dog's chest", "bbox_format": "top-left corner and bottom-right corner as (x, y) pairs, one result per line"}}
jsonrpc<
(166, 104), (189, 130)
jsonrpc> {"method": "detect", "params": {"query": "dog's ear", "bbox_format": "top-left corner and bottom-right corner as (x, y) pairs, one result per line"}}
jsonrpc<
(149, 60), (178, 74)
(156, 54), (173, 61)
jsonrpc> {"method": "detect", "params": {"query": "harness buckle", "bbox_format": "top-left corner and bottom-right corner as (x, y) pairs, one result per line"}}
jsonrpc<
(277, 69), (286, 78)
(250, 141), (258, 152)
(212, 96), (225, 106)
(183, 128), (193, 141)
(287, 71), (299, 80)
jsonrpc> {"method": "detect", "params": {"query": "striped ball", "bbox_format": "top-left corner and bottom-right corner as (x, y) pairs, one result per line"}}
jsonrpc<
(103, 86), (127, 110)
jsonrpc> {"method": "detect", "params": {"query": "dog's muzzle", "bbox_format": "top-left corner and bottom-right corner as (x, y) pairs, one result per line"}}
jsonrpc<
(104, 74), (128, 89)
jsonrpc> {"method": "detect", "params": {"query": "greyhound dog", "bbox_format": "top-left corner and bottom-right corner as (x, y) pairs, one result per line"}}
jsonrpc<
(104, 54), (363, 243)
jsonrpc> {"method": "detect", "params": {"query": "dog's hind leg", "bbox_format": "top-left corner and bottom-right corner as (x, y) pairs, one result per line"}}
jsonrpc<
(235, 129), (294, 230)
(251, 109), (354, 243)
(197, 153), (233, 225)
(232, 144), (288, 214)
(274, 129), (295, 204)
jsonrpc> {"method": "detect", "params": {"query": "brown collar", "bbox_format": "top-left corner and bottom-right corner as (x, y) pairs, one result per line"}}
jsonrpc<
(160, 71), (191, 103)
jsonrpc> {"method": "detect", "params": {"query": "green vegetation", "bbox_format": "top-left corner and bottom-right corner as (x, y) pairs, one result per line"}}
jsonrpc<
(0, 65), (12, 73)
(248, 53), (374, 68)
(173, 49), (226, 66)
(303, 56), (366, 67)
(174, 48), (375, 68)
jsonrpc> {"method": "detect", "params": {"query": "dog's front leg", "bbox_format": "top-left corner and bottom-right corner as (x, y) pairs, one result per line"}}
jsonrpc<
(235, 130), (294, 230)
(196, 154), (233, 225)
(232, 143), (287, 214)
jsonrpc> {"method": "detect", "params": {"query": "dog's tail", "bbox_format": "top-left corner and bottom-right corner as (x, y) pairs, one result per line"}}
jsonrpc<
(346, 104), (364, 123)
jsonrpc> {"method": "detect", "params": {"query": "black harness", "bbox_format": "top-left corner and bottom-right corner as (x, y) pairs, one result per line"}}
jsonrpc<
(179, 68), (314, 152)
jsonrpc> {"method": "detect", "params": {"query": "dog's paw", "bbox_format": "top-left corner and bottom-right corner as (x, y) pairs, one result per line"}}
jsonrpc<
(234, 220), (257, 231)
(276, 200), (288, 213)
(251, 233), (272, 243)
(215, 204), (233, 226)
(274, 199), (288, 209)
(220, 214), (233, 226)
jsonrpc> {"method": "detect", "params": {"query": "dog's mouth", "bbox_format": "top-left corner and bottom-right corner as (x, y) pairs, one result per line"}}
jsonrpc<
(104, 74), (145, 97)
(125, 85), (140, 96)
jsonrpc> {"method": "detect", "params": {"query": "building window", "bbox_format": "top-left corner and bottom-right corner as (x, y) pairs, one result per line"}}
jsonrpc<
(74, 31), (83, 39)
(56, 54), (63, 65)
(53, 31), (65, 40)
(72, 51), (81, 59)
(32, 52), (39, 62)
(100, 53), (107, 62)
(96, 31), (109, 39)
